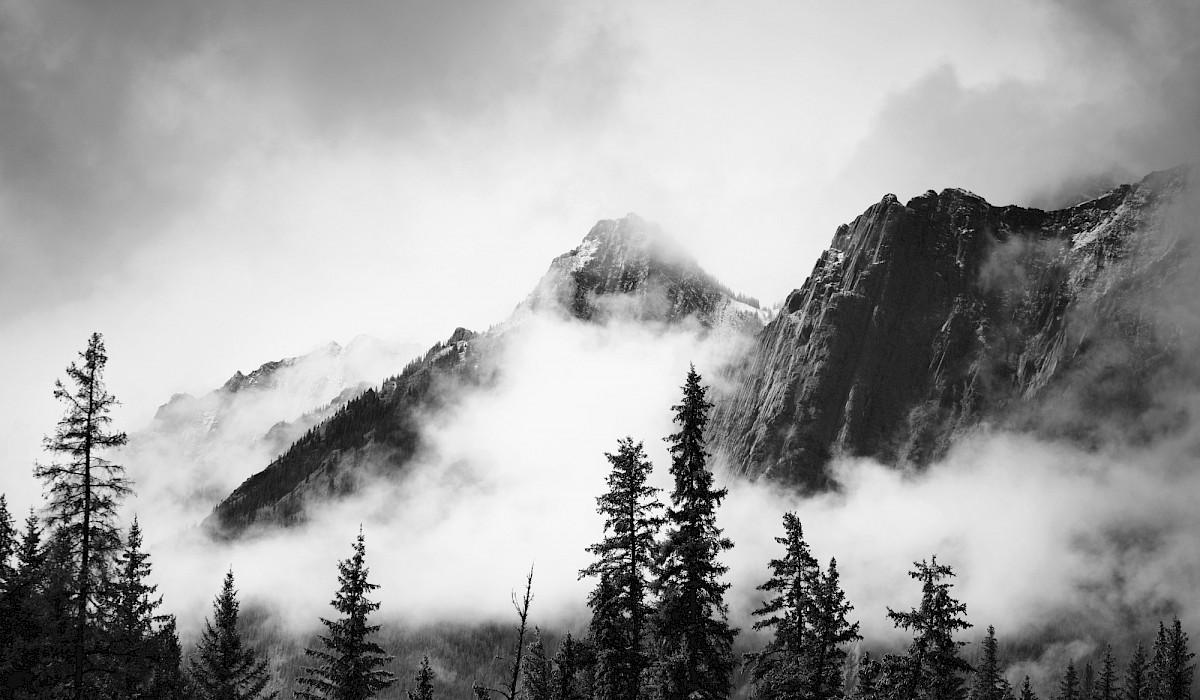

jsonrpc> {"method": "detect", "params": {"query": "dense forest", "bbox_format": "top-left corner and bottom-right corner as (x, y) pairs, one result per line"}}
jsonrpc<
(1, 334), (1195, 700)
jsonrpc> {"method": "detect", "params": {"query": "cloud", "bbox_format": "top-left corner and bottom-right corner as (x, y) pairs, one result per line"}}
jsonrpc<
(828, 1), (1200, 210)
(0, 0), (630, 319)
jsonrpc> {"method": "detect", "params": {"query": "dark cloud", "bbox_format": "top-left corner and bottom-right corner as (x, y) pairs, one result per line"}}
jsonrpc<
(0, 0), (629, 318)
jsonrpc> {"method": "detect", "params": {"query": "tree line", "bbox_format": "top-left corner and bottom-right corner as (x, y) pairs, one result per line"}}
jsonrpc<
(1, 334), (1195, 699)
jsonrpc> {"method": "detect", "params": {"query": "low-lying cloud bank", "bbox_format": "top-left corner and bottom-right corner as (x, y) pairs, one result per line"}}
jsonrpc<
(134, 305), (1200, 694)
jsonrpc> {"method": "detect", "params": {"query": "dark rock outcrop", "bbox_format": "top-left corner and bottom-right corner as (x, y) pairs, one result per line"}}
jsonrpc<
(711, 166), (1197, 487)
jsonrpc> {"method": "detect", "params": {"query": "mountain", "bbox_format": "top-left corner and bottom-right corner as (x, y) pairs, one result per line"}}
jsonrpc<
(710, 166), (1198, 487)
(126, 336), (421, 523)
(203, 214), (764, 537)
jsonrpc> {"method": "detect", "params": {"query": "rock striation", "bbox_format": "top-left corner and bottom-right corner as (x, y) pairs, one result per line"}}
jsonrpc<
(710, 166), (1198, 487)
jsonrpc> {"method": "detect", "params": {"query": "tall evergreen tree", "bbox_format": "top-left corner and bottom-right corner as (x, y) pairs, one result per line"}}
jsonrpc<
(650, 366), (736, 700)
(296, 530), (396, 699)
(408, 655), (436, 700)
(189, 569), (277, 700)
(0, 509), (45, 694)
(1149, 619), (1194, 700)
(551, 632), (584, 700)
(1124, 644), (1148, 700)
(968, 626), (1013, 700)
(1082, 662), (1095, 700)
(1058, 660), (1079, 700)
(34, 332), (130, 700)
(886, 557), (972, 700)
(0, 495), (14, 587)
(1020, 677), (1038, 700)
(1095, 644), (1118, 700)
(581, 437), (662, 700)
(746, 513), (859, 700)
(104, 517), (184, 697)
(851, 652), (884, 700)
(522, 631), (551, 700)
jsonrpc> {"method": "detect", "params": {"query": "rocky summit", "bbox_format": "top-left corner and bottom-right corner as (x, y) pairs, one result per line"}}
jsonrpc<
(203, 214), (761, 537)
(710, 166), (1198, 488)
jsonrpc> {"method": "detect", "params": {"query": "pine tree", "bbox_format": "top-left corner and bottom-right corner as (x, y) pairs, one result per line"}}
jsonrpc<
(886, 556), (972, 700)
(1059, 660), (1079, 700)
(1020, 677), (1038, 700)
(0, 509), (46, 694)
(408, 655), (436, 700)
(746, 513), (859, 700)
(1082, 662), (1094, 700)
(0, 495), (14, 588)
(851, 652), (883, 700)
(34, 332), (130, 700)
(295, 530), (396, 699)
(968, 626), (1012, 700)
(1149, 619), (1194, 700)
(551, 632), (584, 700)
(522, 631), (551, 700)
(808, 558), (860, 697)
(1095, 645), (1118, 700)
(581, 437), (662, 700)
(1124, 644), (1148, 700)
(104, 517), (184, 697)
(189, 569), (277, 700)
(650, 365), (736, 700)
(476, 566), (535, 700)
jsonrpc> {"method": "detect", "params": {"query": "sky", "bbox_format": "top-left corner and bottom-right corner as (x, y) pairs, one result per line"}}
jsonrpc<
(2, 0), (1200, 638)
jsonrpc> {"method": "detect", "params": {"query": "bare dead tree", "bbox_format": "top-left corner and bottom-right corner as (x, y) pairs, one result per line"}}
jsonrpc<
(474, 563), (535, 700)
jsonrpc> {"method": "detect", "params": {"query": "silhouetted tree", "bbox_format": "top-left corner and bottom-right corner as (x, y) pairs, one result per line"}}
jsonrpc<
(1020, 677), (1037, 700)
(1095, 644), (1118, 700)
(581, 437), (662, 700)
(649, 366), (736, 700)
(474, 565), (535, 700)
(886, 557), (972, 700)
(521, 631), (551, 700)
(968, 626), (1013, 700)
(407, 655), (436, 700)
(1150, 619), (1194, 700)
(1059, 660), (1079, 700)
(34, 332), (130, 700)
(1124, 644), (1148, 700)
(746, 513), (859, 700)
(296, 530), (395, 699)
(104, 517), (183, 697)
(189, 569), (276, 700)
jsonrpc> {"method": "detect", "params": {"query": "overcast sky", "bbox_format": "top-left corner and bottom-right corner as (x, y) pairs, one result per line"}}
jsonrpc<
(2, 0), (1198, 509)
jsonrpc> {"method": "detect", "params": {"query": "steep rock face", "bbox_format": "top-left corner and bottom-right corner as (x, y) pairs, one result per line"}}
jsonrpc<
(711, 167), (1197, 487)
(205, 214), (760, 537)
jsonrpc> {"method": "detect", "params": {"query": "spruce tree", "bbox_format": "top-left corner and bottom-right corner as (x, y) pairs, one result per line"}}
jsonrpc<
(0, 495), (13, 587)
(104, 517), (183, 697)
(189, 569), (277, 700)
(522, 631), (551, 700)
(1095, 644), (1118, 700)
(296, 530), (396, 700)
(886, 556), (972, 700)
(408, 655), (436, 700)
(0, 509), (45, 694)
(1149, 619), (1194, 700)
(581, 437), (662, 700)
(1020, 677), (1037, 700)
(34, 332), (130, 700)
(551, 632), (584, 700)
(1059, 660), (1079, 700)
(968, 626), (1013, 700)
(1082, 662), (1094, 700)
(1124, 644), (1148, 700)
(746, 513), (859, 700)
(851, 652), (883, 700)
(650, 365), (736, 700)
